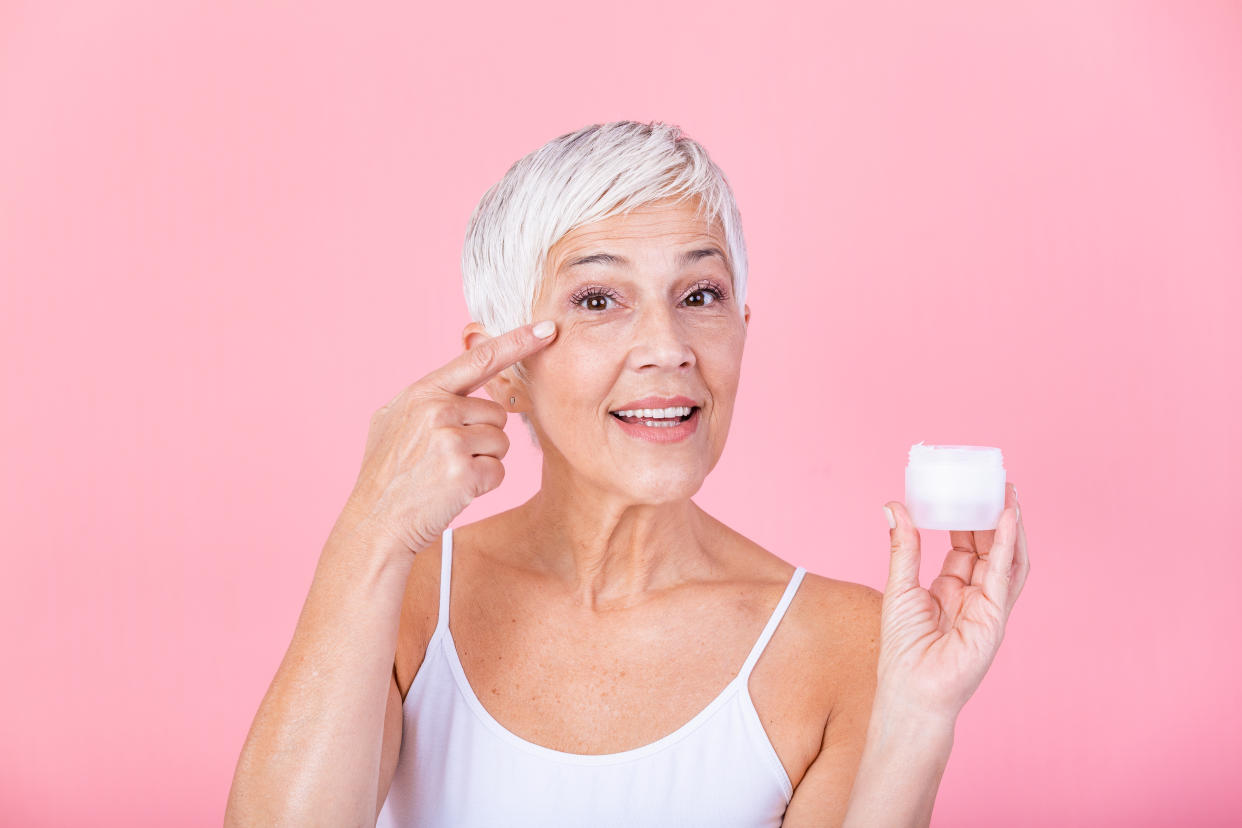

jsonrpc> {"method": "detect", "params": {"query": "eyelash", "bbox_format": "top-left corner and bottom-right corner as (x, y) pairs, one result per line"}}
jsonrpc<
(569, 280), (730, 311)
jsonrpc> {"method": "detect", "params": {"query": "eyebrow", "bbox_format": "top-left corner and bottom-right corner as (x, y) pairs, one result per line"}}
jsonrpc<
(563, 247), (726, 270)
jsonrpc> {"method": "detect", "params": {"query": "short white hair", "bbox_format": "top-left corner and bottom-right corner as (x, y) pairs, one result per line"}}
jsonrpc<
(460, 120), (749, 444)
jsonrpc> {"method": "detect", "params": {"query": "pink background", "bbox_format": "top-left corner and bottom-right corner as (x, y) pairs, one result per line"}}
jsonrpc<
(3, 1), (1239, 825)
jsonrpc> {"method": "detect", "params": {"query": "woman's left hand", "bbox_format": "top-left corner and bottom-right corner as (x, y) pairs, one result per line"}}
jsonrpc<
(877, 482), (1029, 721)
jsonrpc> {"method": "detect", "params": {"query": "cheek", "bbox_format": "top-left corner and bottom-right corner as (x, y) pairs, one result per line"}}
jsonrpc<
(528, 331), (623, 405)
(698, 332), (746, 395)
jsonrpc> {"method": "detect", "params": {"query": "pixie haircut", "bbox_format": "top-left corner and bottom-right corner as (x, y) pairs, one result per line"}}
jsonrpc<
(460, 120), (749, 442)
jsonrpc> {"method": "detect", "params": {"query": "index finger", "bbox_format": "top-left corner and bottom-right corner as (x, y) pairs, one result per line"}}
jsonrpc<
(423, 319), (557, 396)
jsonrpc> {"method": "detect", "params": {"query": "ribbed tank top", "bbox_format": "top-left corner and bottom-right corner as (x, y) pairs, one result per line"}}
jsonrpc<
(376, 527), (808, 827)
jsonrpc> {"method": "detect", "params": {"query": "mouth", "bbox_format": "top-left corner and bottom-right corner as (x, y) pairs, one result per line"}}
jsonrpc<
(608, 405), (699, 428)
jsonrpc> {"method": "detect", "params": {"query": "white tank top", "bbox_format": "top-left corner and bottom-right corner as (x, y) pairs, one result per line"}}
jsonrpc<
(376, 527), (808, 827)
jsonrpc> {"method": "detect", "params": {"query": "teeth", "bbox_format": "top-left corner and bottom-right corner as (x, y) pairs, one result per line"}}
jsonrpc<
(612, 406), (693, 419)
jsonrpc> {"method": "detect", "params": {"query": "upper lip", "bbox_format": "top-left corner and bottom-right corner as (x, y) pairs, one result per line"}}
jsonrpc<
(610, 395), (700, 411)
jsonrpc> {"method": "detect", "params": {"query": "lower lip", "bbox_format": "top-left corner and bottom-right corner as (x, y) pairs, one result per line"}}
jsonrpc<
(609, 408), (701, 443)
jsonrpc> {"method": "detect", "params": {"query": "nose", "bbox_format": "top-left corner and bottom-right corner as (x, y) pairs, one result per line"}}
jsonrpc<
(626, 302), (695, 372)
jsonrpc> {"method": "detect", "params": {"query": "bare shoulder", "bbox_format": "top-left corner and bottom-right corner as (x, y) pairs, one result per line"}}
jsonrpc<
(794, 573), (882, 645)
(780, 569), (883, 709)
(772, 573), (885, 821)
(392, 533), (445, 701)
(721, 522), (883, 690)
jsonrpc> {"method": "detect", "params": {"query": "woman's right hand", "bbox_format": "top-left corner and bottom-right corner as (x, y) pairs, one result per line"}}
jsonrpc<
(339, 319), (557, 555)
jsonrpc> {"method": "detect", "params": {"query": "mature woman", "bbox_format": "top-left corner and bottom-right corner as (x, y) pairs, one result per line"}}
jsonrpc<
(226, 121), (1029, 827)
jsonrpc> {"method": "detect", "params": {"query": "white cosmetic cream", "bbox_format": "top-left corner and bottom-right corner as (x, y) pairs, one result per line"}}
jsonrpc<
(905, 442), (1006, 530)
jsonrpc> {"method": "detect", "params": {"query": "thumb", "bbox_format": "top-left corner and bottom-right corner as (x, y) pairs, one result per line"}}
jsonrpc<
(884, 502), (921, 595)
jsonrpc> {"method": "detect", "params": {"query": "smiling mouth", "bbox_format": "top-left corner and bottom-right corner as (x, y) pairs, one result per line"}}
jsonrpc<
(609, 406), (699, 427)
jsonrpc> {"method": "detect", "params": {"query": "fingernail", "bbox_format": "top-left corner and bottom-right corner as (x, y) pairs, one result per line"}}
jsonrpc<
(883, 506), (896, 530)
(533, 320), (555, 338)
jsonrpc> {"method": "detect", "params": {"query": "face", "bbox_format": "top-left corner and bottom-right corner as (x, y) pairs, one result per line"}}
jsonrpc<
(507, 198), (750, 504)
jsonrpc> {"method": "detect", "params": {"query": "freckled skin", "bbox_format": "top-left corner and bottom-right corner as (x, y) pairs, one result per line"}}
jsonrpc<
(490, 198), (751, 507)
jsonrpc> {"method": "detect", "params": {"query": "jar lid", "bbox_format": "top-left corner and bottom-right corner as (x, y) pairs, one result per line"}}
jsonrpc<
(907, 441), (1004, 469)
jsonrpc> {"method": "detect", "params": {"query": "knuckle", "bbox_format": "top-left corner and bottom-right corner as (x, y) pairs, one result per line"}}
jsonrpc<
(441, 428), (468, 453)
(471, 457), (504, 495)
(407, 386), (443, 416)
(428, 427), (459, 458)
(467, 344), (497, 376)
(443, 452), (470, 482)
(427, 396), (457, 424)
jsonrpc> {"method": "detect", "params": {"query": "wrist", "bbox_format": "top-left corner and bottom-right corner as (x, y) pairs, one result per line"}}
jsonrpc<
(325, 509), (413, 570)
(872, 682), (961, 732)
(866, 696), (956, 752)
(842, 689), (957, 828)
(863, 686), (958, 763)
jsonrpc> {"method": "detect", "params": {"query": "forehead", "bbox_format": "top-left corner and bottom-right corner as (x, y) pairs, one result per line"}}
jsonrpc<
(546, 199), (727, 270)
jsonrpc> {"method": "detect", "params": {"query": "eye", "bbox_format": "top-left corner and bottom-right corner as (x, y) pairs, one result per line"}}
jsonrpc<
(569, 285), (621, 311)
(681, 280), (728, 307)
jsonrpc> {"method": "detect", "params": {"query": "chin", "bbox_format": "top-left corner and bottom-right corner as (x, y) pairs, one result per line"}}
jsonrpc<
(614, 471), (705, 505)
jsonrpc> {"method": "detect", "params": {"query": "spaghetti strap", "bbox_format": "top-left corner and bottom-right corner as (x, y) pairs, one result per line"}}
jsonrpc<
(737, 566), (806, 682)
(436, 527), (453, 631)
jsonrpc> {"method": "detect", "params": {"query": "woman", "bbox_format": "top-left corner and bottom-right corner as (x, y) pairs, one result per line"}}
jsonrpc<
(225, 121), (1029, 827)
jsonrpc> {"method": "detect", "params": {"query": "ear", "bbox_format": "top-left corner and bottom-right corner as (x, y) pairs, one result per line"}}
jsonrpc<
(462, 321), (524, 409)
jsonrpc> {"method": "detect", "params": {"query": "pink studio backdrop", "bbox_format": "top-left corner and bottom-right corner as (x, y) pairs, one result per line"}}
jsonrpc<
(2, 1), (1239, 825)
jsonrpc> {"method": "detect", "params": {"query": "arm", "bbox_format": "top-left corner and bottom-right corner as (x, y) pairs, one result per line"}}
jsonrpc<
(781, 691), (955, 828)
(785, 487), (1027, 827)
(839, 696), (955, 828)
(780, 585), (955, 828)
(224, 514), (412, 827)
(223, 320), (557, 825)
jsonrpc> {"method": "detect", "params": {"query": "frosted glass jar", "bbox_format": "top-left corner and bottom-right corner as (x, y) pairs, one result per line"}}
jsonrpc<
(905, 442), (1006, 531)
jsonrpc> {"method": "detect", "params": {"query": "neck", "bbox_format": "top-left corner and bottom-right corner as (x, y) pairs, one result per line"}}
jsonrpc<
(512, 464), (723, 611)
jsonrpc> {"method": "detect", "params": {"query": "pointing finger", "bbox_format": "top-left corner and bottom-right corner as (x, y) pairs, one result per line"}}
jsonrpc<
(425, 320), (557, 397)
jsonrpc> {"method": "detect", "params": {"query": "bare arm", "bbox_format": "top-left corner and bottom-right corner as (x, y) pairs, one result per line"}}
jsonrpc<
(788, 488), (1027, 826)
(224, 319), (559, 826)
(780, 584), (881, 827)
(840, 697), (955, 827)
(224, 516), (412, 827)
(781, 584), (955, 828)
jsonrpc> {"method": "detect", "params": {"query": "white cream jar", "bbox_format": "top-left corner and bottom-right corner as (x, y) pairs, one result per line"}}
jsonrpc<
(905, 442), (1006, 530)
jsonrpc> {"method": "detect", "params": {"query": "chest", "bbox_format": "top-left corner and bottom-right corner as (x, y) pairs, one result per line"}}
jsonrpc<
(445, 583), (830, 790)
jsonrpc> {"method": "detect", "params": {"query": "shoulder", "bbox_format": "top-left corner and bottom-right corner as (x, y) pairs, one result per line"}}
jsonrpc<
(737, 552), (884, 782)
(770, 567), (883, 706)
(795, 573), (883, 642)
(719, 524), (883, 671)
(794, 573), (882, 714)
(723, 517), (882, 678)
